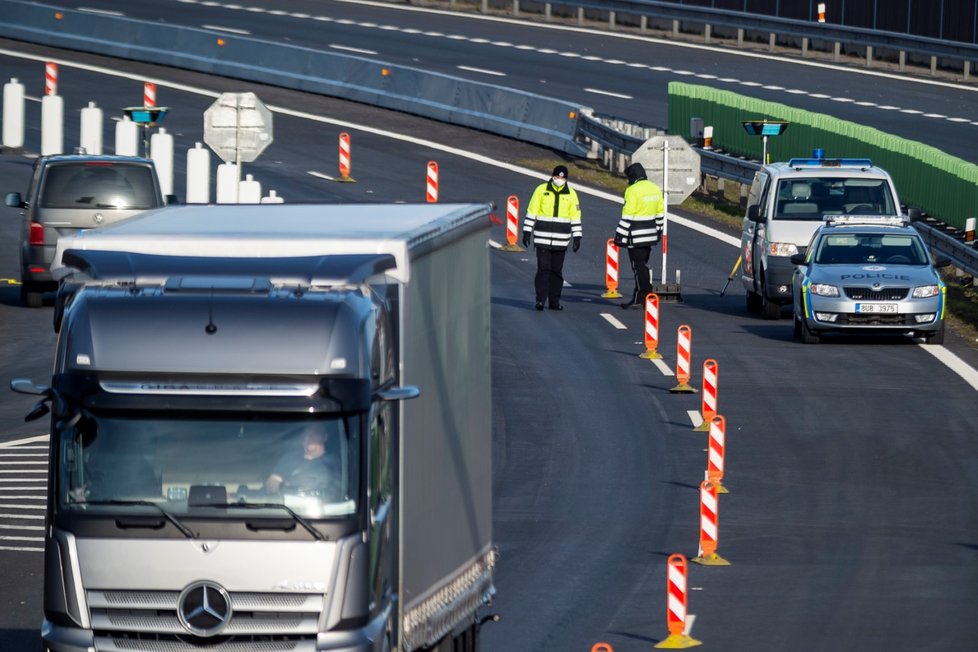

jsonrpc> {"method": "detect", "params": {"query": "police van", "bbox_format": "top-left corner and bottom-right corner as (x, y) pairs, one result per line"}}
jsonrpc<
(740, 155), (903, 319)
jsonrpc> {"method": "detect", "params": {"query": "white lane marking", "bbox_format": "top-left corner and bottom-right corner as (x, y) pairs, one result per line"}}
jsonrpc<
(202, 24), (251, 35)
(330, 44), (378, 56)
(307, 170), (335, 181)
(920, 346), (978, 391)
(688, 410), (704, 428)
(0, 524), (43, 531)
(684, 614), (697, 636)
(0, 453), (46, 457)
(457, 65), (506, 77)
(0, 503), (46, 509)
(651, 358), (674, 376)
(0, 470), (46, 474)
(0, 461), (47, 465)
(0, 513), (43, 519)
(601, 313), (628, 330)
(78, 7), (125, 16)
(0, 435), (48, 447)
(584, 88), (633, 100)
(0, 495), (44, 500)
(0, 536), (42, 542)
(0, 545), (43, 552)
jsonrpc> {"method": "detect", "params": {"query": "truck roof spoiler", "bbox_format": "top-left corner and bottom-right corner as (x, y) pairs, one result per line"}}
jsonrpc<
(59, 250), (398, 287)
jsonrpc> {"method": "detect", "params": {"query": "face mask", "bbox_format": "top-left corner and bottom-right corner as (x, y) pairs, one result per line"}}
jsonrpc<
(552, 177), (566, 187)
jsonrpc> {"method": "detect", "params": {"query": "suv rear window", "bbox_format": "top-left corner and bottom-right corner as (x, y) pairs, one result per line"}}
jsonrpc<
(40, 164), (157, 210)
(774, 177), (895, 220)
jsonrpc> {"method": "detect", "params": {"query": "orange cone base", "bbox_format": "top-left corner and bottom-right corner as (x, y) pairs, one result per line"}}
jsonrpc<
(654, 633), (703, 648)
(602, 291), (623, 299)
(691, 552), (730, 566)
(499, 244), (524, 252)
(335, 175), (357, 183)
(669, 383), (697, 393)
(640, 349), (663, 360)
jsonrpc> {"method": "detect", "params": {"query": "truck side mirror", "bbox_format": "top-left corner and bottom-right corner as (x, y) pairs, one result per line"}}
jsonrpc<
(746, 204), (762, 222)
(377, 386), (420, 401)
(907, 207), (922, 222)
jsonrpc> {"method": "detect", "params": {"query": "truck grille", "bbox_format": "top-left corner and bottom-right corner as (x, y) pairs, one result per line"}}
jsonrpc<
(89, 589), (323, 650)
(843, 287), (909, 301)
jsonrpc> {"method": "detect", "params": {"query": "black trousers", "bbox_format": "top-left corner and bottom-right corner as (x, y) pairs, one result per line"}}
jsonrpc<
(627, 245), (653, 303)
(535, 247), (567, 305)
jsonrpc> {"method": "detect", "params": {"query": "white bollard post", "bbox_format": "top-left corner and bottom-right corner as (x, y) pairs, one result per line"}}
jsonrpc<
(185, 142), (211, 204)
(79, 101), (103, 155)
(2, 78), (26, 150)
(238, 174), (262, 204)
(215, 162), (239, 204)
(41, 94), (64, 155)
(114, 116), (139, 156)
(150, 127), (174, 196)
(260, 190), (284, 204)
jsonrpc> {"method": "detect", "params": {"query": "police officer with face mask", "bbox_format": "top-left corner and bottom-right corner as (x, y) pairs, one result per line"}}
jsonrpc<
(523, 165), (582, 311)
(615, 162), (664, 309)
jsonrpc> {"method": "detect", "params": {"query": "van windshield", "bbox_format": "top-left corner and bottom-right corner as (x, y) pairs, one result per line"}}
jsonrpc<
(41, 163), (158, 209)
(774, 177), (895, 221)
(56, 414), (359, 520)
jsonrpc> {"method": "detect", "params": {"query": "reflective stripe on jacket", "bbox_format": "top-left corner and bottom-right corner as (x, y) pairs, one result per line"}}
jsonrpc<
(616, 178), (664, 247)
(523, 181), (582, 250)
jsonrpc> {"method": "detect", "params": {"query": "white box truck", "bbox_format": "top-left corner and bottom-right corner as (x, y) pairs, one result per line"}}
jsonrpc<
(12, 203), (495, 652)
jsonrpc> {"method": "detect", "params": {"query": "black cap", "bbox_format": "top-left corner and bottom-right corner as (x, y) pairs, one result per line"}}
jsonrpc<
(551, 165), (568, 179)
(626, 162), (647, 184)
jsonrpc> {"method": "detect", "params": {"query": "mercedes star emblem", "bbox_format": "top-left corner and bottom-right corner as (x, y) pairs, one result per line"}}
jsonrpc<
(177, 581), (232, 637)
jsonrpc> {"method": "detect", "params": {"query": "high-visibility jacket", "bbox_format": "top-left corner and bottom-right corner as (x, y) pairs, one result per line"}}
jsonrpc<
(523, 181), (582, 250)
(616, 178), (664, 247)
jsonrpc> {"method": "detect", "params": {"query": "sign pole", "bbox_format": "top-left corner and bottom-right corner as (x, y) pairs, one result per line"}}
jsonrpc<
(661, 140), (670, 285)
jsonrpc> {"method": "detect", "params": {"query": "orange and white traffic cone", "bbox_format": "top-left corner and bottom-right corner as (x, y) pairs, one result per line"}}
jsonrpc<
(601, 238), (623, 299)
(693, 359), (718, 431)
(336, 132), (356, 182)
(707, 415), (729, 494)
(691, 480), (730, 566)
(640, 293), (662, 360)
(425, 161), (439, 203)
(500, 195), (523, 251)
(670, 325), (697, 393)
(654, 554), (702, 648)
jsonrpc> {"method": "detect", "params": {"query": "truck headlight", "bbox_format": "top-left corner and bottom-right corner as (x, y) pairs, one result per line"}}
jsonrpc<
(769, 242), (799, 257)
(809, 284), (840, 297)
(912, 285), (940, 298)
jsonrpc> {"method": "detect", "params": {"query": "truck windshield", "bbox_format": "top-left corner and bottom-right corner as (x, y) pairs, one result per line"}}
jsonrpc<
(774, 177), (895, 220)
(56, 414), (358, 520)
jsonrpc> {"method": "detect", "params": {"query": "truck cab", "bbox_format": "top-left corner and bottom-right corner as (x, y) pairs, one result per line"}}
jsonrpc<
(740, 156), (902, 319)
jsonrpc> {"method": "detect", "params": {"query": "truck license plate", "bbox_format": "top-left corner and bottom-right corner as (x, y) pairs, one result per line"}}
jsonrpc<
(855, 303), (897, 314)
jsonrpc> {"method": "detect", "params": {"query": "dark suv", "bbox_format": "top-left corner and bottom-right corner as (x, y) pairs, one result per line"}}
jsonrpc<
(5, 154), (167, 307)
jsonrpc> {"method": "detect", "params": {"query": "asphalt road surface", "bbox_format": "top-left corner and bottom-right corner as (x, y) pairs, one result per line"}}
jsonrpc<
(1, 30), (978, 652)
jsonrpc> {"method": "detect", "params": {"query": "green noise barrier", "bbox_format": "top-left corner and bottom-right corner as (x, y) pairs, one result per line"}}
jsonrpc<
(668, 82), (978, 230)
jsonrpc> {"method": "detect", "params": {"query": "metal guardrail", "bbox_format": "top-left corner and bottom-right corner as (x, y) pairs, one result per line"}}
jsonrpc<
(914, 220), (978, 279)
(487, 0), (978, 73)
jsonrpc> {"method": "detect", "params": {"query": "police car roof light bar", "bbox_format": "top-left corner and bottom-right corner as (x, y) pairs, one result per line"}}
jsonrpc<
(788, 158), (874, 168)
(823, 215), (909, 227)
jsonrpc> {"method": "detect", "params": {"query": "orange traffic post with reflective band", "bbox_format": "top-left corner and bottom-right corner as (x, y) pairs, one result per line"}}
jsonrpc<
(640, 293), (662, 359)
(500, 195), (523, 251)
(707, 415), (729, 494)
(425, 161), (439, 203)
(45, 61), (57, 96)
(591, 644), (614, 652)
(693, 359), (718, 431)
(654, 554), (702, 648)
(670, 325), (697, 393)
(336, 132), (355, 182)
(817, 2), (826, 22)
(143, 82), (156, 108)
(601, 238), (623, 298)
(692, 481), (730, 566)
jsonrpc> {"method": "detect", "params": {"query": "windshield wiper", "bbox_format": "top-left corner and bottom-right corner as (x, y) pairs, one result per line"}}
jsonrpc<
(82, 500), (196, 539)
(192, 502), (326, 541)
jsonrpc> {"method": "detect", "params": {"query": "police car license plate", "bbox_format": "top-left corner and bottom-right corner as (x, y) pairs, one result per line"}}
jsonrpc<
(855, 303), (897, 314)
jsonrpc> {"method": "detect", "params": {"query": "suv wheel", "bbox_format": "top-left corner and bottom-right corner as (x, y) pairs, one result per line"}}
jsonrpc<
(923, 322), (945, 346)
(20, 283), (43, 308)
(801, 320), (820, 344)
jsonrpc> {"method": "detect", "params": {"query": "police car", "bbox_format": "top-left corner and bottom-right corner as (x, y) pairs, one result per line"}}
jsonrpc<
(790, 216), (949, 344)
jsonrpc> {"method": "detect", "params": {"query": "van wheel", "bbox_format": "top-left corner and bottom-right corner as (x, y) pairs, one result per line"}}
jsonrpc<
(746, 291), (762, 313)
(761, 291), (781, 320)
(20, 284), (43, 308)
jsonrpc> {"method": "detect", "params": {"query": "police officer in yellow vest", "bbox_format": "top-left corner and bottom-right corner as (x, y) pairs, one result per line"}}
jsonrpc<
(615, 162), (664, 309)
(523, 165), (582, 311)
